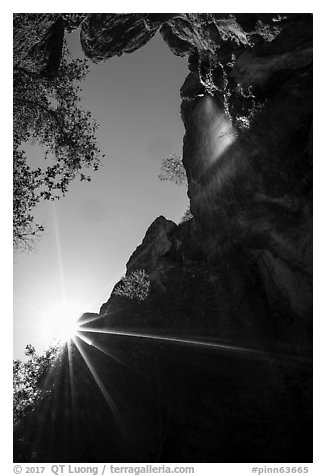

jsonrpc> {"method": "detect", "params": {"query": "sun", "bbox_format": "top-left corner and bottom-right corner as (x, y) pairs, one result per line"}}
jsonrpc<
(41, 300), (83, 344)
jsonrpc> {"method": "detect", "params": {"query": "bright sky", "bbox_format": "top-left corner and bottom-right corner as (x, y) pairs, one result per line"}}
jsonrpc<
(13, 28), (189, 359)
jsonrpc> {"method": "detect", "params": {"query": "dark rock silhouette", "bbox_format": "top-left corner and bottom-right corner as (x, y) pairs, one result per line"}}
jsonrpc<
(14, 13), (312, 463)
(80, 14), (173, 62)
(14, 14), (64, 77)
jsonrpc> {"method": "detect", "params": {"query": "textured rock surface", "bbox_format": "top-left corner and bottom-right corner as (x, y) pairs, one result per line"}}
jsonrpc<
(126, 216), (177, 273)
(80, 13), (312, 461)
(177, 14), (313, 336)
(13, 13), (64, 77)
(81, 14), (176, 62)
(14, 13), (312, 463)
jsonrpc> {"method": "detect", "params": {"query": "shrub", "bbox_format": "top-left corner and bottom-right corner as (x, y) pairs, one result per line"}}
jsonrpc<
(180, 207), (193, 223)
(158, 154), (187, 186)
(113, 269), (150, 302)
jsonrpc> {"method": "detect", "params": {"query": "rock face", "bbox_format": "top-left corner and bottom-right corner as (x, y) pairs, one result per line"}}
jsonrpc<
(13, 14), (64, 77)
(80, 14), (176, 62)
(13, 13), (88, 76)
(14, 13), (312, 463)
(83, 12), (312, 348)
(126, 216), (177, 273)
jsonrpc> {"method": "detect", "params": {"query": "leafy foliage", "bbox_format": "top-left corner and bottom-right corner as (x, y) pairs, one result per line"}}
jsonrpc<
(13, 345), (59, 426)
(180, 207), (193, 223)
(62, 14), (87, 32)
(13, 145), (45, 250)
(13, 41), (103, 251)
(158, 154), (187, 186)
(158, 154), (192, 222)
(158, 153), (193, 224)
(113, 269), (150, 302)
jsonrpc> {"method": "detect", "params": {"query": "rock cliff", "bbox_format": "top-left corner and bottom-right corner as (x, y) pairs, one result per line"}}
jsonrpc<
(13, 14), (64, 77)
(80, 10), (312, 363)
(14, 13), (312, 463)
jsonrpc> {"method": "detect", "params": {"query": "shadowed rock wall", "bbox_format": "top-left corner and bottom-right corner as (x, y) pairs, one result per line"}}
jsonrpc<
(14, 13), (64, 77)
(80, 12), (312, 348)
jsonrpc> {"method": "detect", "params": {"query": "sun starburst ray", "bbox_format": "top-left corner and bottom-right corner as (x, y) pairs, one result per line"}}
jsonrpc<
(52, 202), (66, 303)
(72, 335), (125, 433)
(67, 339), (78, 429)
(75, 331), (94, 346)
(78, 326), (266, 357)
(29, 345), (67, 456)
(86, 340), (130, 368)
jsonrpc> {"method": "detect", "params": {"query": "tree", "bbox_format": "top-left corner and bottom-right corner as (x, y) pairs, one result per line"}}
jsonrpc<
(62, 14), (87, 32)
(158, 154), (193, 223)
(158, 154), (187, 186)
(180, 207), (193, 223)
(13, 344), (59, 426)
(113, 269), (150, 302)
(13, 41), (104, 251)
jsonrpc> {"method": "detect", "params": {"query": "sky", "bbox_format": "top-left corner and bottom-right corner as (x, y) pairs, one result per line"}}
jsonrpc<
(13, 28), (189, 359)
